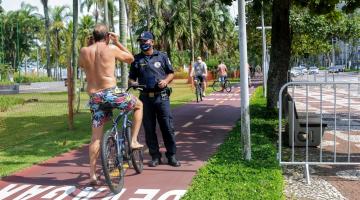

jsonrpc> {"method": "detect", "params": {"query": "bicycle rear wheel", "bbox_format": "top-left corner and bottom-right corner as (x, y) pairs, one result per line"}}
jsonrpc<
(101, 130), (126, 194)
(224, 80), (232, 93)
(212, 81), (222, 92)
(125, 126), (144, 173)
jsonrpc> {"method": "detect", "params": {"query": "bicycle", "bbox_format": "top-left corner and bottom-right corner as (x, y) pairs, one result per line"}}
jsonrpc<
(100, 85), (145, 194)
(194, 78), (203, 103)
(212, 77), (231, 92)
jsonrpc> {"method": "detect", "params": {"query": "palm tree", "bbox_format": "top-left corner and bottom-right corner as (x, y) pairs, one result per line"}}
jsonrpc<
(119, 0), (128, 88)
(78, 15), (95, 46)
(49, 6), (70, 80)
(40, 0), (51, 77)
(81, 0), (116, 30)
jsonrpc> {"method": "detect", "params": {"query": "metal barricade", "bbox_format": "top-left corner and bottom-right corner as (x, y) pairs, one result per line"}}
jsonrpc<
(278, 81), (360, 184)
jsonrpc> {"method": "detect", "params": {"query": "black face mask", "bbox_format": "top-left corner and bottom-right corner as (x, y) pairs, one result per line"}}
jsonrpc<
(140, 43), (152, 52)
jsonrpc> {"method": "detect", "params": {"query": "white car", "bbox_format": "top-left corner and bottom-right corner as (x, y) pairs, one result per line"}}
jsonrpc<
(308, 66), (319, 74)
(298, 65), (308, 74)
(290, 67), (302, 77)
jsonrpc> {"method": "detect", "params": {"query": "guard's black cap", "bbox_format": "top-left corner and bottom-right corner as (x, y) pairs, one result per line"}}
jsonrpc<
(137, 31), (154, 41)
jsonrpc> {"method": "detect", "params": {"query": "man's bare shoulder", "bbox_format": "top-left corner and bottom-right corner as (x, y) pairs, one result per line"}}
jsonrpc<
(80, 46), (90, 55)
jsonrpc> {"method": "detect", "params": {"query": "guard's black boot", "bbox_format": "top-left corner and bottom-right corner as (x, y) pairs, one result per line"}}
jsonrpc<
(148, 157), (162, 167)
(167, 156), (181, 167)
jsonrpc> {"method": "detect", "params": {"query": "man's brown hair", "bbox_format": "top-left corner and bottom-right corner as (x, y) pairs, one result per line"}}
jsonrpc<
(92, 23), (109, 42)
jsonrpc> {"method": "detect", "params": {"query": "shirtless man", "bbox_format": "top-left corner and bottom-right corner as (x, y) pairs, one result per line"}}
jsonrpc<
(79, 23), (143, 185)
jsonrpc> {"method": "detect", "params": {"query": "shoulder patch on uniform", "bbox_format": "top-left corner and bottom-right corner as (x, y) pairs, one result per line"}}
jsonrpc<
(154, 62), (161, 68)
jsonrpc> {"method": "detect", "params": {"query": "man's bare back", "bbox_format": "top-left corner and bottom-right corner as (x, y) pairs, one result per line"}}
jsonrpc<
(79, 32), (134, 94)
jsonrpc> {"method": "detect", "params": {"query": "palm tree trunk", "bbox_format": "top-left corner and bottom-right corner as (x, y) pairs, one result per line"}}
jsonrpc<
(68, 0), (79, 129)
(95, 2), (98, 23)
(188, 0), (194, 84)
(125, 2), (134, 53)
(119, 0), (128, 88)
(104, 0), (109, 26)
(146, 0), (151, 30)
(41, 0), (51, 77)
(267, 0), (291, 109)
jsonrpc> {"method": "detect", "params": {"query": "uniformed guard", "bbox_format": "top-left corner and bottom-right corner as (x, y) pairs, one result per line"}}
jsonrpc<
(129, 31), (181, 167)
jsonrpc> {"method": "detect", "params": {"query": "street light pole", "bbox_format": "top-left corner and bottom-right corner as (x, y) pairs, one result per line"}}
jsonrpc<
(261, 2), (266, 97)
(238, 0), (251, 160)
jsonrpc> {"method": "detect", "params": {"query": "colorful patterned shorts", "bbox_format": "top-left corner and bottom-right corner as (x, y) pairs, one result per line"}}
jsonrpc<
(88, 87), (137, 128)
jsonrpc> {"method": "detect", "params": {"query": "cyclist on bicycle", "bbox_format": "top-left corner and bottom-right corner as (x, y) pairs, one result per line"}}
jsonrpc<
(79, 24), (144, 185)
(190, 56), (208, 96)
(217, 61), (228, 92)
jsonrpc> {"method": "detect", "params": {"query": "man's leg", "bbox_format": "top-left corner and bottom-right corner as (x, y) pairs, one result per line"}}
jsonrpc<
(89, 125), (103, 182)
(131, 98), (144, 149)
(202, 77), (207, 96)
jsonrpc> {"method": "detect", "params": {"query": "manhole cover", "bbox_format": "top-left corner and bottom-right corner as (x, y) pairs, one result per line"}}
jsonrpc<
(336, 170), (360, 180)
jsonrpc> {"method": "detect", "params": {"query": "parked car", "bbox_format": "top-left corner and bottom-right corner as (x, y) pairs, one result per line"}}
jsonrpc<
(298, 65), (308, 74)
(328, 65), (345, 73)
(290, 67), (302, 77)
(308, 66), (319, 74)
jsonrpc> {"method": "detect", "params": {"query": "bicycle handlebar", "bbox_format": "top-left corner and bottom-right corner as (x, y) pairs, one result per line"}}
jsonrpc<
(126, 84), (146, 92)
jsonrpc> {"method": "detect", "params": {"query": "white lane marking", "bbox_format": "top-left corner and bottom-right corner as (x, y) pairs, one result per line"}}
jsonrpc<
(182, 122), (193, 127)
(219, 101), (224, 104)
(195, 115), (203, 120)
(175, 131), (180, 135)
(205, 108), (212, 113)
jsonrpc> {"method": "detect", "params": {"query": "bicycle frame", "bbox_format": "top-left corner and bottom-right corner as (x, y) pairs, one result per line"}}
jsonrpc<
(110, 110), (133, 161)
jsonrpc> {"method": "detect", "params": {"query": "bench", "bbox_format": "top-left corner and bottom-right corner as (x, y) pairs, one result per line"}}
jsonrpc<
(285, 94), (327, 147)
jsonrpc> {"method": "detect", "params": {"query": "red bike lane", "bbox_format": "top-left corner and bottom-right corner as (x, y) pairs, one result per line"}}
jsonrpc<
(0, 85), (251, 200)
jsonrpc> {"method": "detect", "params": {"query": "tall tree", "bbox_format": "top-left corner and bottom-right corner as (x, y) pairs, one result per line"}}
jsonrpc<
(40, 0), (52, 77)
(119, 0), (128, 88)
(50, 6), (70, 79)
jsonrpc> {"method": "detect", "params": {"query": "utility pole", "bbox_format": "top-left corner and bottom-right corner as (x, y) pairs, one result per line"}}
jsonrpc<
(332, 37), (336, 67)
(238, 0), (251, 160)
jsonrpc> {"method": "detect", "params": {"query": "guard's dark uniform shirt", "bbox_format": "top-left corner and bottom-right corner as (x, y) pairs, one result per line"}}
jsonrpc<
(129, 50), (174, 92)
(129, 49), (177, 160)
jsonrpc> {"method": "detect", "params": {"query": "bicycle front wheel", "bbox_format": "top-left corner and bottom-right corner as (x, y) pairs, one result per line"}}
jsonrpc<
(101, 130), (125, 194)
(212, 81), (222, 92)
(224, 80), (232, 93)
(195, 85), (200, 102)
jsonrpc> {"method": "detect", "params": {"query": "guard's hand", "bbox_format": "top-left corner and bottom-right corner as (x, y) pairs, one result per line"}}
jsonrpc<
(108, 32), (119, 43)
(158, 80), (168, 89)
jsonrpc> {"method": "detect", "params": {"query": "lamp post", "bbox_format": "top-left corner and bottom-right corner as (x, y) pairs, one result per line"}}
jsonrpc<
(238, 0), (251, 160)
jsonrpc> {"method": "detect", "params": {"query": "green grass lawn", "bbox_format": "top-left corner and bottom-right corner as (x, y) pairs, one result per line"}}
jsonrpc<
(0, 79), (196, 177)
(182, 87), (284, 200)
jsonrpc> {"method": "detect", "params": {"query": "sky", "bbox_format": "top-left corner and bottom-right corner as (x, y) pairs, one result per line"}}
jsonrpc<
(2, 0), (73, 14)
(2, 0), (239, 18)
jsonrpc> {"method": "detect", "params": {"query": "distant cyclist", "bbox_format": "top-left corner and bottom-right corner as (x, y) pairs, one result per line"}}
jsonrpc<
(217, 61), (227, 91)
(191, 56), (208, 96)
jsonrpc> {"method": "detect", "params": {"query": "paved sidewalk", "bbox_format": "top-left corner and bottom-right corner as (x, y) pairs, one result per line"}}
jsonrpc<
(284, 85), (360, 200)
(0, 85), (247, 200)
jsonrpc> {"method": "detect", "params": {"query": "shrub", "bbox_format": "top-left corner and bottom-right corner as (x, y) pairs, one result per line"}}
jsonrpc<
(174, 71), (189, 79)
(0, 96), (24, 112)
(14, 74), (54, 83)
